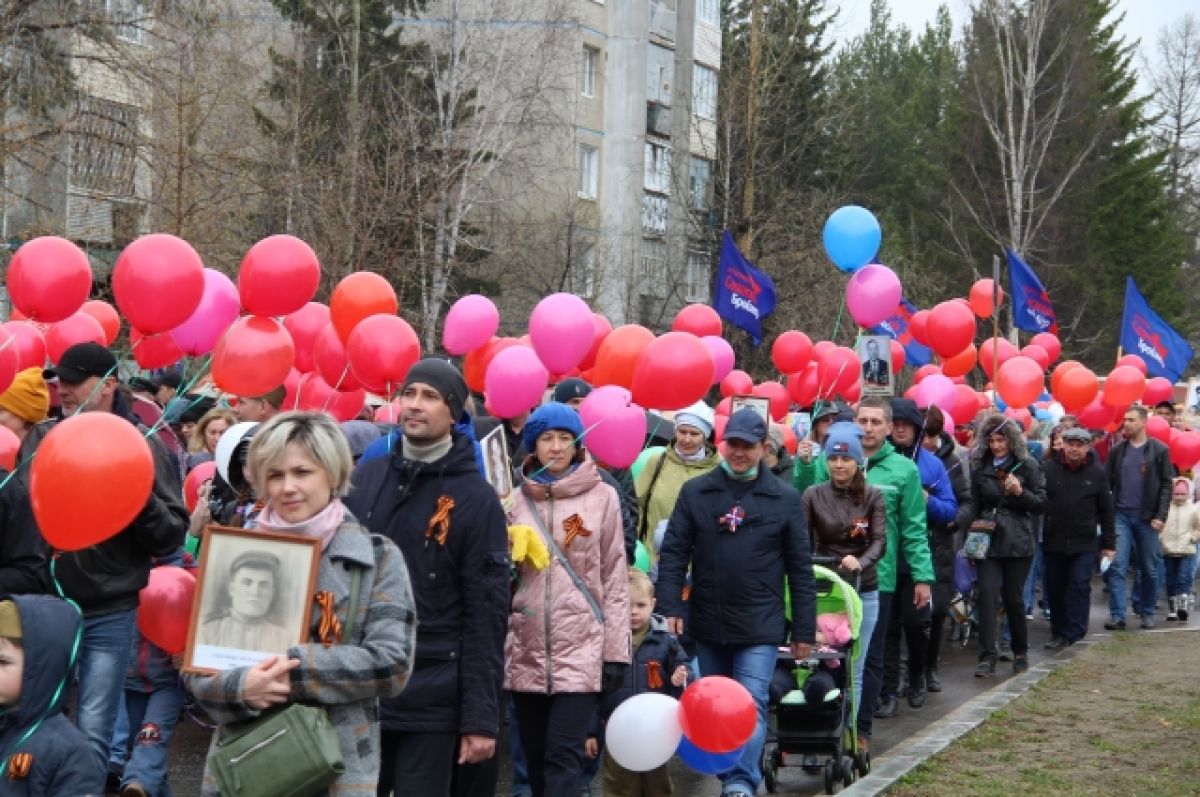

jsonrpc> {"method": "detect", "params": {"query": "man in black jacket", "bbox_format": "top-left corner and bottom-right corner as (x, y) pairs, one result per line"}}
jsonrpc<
(1043, 427), (1116, 648)
(1104, 405), (1174, 630)
(345, 357), (510, 796)
(658, 409), (816, 797)
(43, 343), (188, 784)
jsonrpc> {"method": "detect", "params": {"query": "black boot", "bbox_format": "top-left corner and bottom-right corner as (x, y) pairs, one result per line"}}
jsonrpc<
(907, 681), (927, 708)
(925, 667), (942, 693)
(874, 694), (898, 718)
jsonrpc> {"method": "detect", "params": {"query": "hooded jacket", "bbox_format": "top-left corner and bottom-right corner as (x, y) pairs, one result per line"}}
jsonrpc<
(958, 452), (1047, 559)
(597, 614), (688, 721)
(635, 444), (720, 553)
(345, 431), (510, 737)
(0, 594), (101, 796)
(505, 456), (631, 693)
(656, 465), (817, 646)
(44, 392), (189, 616)
(1042, 449), (1116, 555)
(1161, 481), (1200, 557)
(802, 482), (887, 592)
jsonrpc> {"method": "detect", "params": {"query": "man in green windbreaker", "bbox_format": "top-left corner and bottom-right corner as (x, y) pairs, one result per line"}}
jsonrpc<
(793, 395), (932, 751)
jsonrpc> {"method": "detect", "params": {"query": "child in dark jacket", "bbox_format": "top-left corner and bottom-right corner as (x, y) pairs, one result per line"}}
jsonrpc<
(107, 629), (185, 797)
(0, 594), (100, 796)
(589, 568), (689, 797)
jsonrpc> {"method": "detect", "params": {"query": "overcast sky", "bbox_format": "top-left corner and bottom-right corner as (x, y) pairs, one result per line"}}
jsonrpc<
(830, 0), (1199, 84)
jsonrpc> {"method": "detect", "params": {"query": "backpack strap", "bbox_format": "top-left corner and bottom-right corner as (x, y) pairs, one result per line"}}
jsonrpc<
(637, 452), (670, 542)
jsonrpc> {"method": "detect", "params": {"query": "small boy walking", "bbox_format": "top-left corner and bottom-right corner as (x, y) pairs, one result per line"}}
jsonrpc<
(1162, 477), (1200, 622)
(590, 569), (689, 797)
(0, 594), (100, 795)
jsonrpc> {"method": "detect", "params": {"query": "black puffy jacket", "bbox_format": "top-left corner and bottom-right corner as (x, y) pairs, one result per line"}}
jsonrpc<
(345, 431), (511, 737)
(957, 454), (1046, 559)
(1043, 450), (1116, 555)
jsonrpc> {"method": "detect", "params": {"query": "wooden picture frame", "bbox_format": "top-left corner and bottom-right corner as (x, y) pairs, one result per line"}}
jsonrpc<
(183, 525), (322, 675)
(730, 395), (771, 426)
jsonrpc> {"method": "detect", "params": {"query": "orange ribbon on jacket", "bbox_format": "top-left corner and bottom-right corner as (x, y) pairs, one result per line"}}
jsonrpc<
(7, 753), (31, 780)
(563, 514), (591, 549)
(646, 660), (664, 690)
(314, 590), (342, 647)
(425, 496), (455, 546)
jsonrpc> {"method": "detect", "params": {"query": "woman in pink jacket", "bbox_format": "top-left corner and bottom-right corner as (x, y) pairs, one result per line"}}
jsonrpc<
(506, 402), (631, 797)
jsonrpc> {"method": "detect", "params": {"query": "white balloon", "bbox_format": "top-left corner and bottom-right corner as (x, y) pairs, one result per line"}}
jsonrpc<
(604, 693), (683, 772)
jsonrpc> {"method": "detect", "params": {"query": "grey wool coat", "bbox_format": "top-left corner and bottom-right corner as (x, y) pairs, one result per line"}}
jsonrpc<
(185, 511), (417, 797)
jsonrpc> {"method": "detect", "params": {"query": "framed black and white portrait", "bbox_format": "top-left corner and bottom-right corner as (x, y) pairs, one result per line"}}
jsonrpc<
(730, 395), (771, 426)
(184, 526), (321, 675)
(857, 335), (894, 397)
(480, 426), (514, 500)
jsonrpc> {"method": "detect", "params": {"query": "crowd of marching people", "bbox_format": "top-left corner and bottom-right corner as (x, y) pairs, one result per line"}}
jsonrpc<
(0, 338), (1196, 797)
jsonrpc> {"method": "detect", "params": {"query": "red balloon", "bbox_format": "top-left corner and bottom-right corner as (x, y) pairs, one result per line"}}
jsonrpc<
(7, 237), (92, 323)
(1, 321), (46, 371)
(1076, 398), (1118, 430)
(995, 356), (1044, 408)
(679, 676), (757, 754)
(631, 332), (715, 411)
(752, 381), (790, 421)
(925, 301), (977, 358)
(137, 566), (197, 655)
(840, 379), (863, 403)
(296, 372), (367, 422)
(330, 272), (397, 344)
(786, 363), (820, 406)
(239, 235), (321, 316)
(1051, 360), (1083, 395)
(968, 279), (1004, 319)
(31, 413), (154, 551)
(941, 344), (977, 378)
(1147, 415), (1172, 445)
(283, 302), (331, 374)
(1004, 407), (1033, 432)
(113, 234), (205, 334)
(909, 310), (931, 347)
(0, 426), (17, 471)
(46, 312), (106, 365)
(1020, 344), (1050, 371)
(771, 331), (813, 374)
(347, 314), (421, 394)
(1030, 333), (1061, 363)
(579, 313), (613, 371)
(80, 300), (120, 345)
(1115, 354), (1148, 375)
(780, 423), (797, 455)
(464, 337), (520, 395)
(811, 340), (835, 360)
(914, 364), (941, 384)
(1055, 366), (1099, 411)
(313, 324), (365, 392)
(1142, 377), (1174, 407)
(979, 337), (1019, 380)
(280, 368), (303, 411)
(672, 304), (722, 337)
(592, 325), (655, 390)
(184, 461), (217, 513)
(951, 384), (981, 426)
(211, 315), (296, 397)
(715, 397), (732, 417)
(889, 339), (906, 373)
(1170, 431), (1200, 470)
(129, 329), (184, 370)
(0, 328), (18, 398)
(818, 346), (859, 398)
(721, 369), (754, 398)
(1102, 365), (1146, 408)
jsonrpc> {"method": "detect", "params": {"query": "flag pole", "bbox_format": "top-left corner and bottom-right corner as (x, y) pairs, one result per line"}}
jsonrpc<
(992, 253), (1000, 383)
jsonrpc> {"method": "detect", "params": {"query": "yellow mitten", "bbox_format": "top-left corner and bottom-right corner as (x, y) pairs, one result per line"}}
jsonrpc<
(508, 525), (549, 570)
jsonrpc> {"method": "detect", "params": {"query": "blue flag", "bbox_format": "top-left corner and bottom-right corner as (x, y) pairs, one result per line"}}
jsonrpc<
(1006, 250), (1057, 334)
(1120, 276), (1193, 382)
(714, 231), (776, 346)
(871, 299), (932, 367)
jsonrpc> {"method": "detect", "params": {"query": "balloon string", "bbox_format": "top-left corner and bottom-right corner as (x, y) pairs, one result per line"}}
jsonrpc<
(324, 364), (351, 413)
(809, 295), (849, 423)
(140, 355), (214, 441)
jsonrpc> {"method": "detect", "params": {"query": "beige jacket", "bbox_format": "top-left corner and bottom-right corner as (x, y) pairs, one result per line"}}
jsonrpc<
(1161, 500), (1200, 556)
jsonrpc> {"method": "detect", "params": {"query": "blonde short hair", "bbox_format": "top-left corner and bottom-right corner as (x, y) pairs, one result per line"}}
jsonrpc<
(629, 567), (654, 599)
(189, 408), (237, 453)
(245, 411), (354, 497)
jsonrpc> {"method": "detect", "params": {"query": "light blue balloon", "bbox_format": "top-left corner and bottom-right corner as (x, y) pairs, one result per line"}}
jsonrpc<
(823, 205), (882, 273)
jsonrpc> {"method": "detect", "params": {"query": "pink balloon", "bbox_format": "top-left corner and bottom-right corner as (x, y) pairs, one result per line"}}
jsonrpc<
(485, 346), (548, 418)
(170, 269), (240, 356)
(700, 336), (735, 384)
(914, 374), (957, 418)
(443, 295), (500, 355)
(846, 264), (902, 328)
(529, 293), (593, 374)
(579, 386), (647, 469)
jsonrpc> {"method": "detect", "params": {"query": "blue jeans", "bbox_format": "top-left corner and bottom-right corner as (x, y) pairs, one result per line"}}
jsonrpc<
(694, 642), (776, 794)
(508, 693), (532, 796)
(76, 608), (138, 784)
(1109, 513), (1161, 621)
(1022, 535), (1046, 615)
(109, 685), (185, 796)
(853, 590), (879, 716)
(1165, 555), (1197, 598)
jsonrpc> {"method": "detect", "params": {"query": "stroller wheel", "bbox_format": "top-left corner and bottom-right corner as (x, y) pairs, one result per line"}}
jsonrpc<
(761, 743), (779, 794)
(823, 759), (839, 794)
(855, 749), (871, 776)
(841, 754), (855, 786)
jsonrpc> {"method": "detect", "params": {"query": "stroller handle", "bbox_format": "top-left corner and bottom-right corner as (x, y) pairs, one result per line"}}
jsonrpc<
(811, 554), (862, 592)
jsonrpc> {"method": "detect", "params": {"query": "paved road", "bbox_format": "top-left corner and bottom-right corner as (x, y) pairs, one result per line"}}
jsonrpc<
(154, 577), (1151, 795)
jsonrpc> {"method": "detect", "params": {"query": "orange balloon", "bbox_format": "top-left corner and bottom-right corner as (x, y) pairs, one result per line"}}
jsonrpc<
(330, 272), (397, 343)
(464, 337), (519, 395)
(31, 413), (154, 551)
(81, 300), (120, 345)
(592, 325), (655, 390)
(1055, 366), (1099, 411)
(940, 344), (977, 378)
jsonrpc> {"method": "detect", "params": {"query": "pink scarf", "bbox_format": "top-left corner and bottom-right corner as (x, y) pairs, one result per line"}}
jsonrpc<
(257, 499), (346, 551)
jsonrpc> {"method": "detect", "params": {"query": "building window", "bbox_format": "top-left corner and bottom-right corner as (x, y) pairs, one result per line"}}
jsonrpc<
(646, 44), (674, 105)
(568, 243), (596, 298)
(640, 240), (668, 298)
(686, 250), (710, 302)
(581, 47), (597, 97)
(693, 64), (717, 120)
(70, 95), (139, 196)
(697, 0), (719, 26)
(689, 157), (711, 210)
(641, 194), (668, 235)
(578, 144), (598, 199)
(644, 142), (670, 194)
(106, 0), (144, 43)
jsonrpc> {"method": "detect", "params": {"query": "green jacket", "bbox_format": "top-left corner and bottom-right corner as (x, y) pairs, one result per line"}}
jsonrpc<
(635, 446), (721, 554)
(793, 442), (933, 591)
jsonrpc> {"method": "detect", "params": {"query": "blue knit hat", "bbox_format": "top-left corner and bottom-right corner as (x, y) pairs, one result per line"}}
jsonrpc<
(523, 402), (585, 453)
(824, 421), (864, 467)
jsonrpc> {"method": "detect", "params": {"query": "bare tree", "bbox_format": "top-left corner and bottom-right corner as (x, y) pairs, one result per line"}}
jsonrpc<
(1145, 13), (1200, 230)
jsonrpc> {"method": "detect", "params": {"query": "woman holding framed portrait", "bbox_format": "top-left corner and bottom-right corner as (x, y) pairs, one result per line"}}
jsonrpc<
(183, 412), (417, 797)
